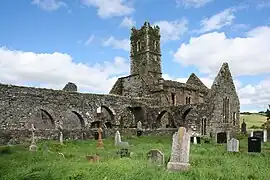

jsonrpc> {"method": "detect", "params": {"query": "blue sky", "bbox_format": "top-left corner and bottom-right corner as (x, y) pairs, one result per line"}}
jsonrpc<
(0, 0), (270, 112)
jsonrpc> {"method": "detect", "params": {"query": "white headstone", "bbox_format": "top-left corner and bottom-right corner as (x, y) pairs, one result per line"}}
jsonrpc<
(60, 131), (63, 145)
(137, 121), (142, 130)
(167, 127), (191, 171)
(263, 129), (267, 142)
(115, 131), (121, 146)
(250, 131), (253, 137)
(193, 137), (197, 144)
(227, 138), (239, 152)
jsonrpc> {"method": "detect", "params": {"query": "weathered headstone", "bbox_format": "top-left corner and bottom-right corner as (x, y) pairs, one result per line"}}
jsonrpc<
(227, 138), (239, 152)
(167, 127), (191, 171)
(59, 131), (63, 145)
(118, 148), (130, 158)
(96, 127), (104, 149)
(115, 131), (121, 146)
(147, 149), (164, 166)
(263, 129), (267, 142)
(114, 131), (129, 148)
(137, 121), (143, 137)
(217, 132), (227, 143)
(253, 131), (263, 142)
(248, 137), (261, 153)
(241, 120), (247, 134)
(29, 124), (38, 151)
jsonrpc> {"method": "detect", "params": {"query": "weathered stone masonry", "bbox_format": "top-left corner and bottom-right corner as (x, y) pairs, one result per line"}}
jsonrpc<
(0, 22), (240, 144)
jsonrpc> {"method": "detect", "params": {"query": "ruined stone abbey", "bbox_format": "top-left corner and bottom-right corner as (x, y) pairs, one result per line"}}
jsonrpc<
(0, 22), (240, 143)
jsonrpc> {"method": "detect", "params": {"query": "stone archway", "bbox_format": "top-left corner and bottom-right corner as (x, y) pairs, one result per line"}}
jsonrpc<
(127, 106), (145, 128)
(63, 110), (85, 129)
(31, 108), (55, 129)
(156, 111), (174, 128)
(96, 106), (115, 128)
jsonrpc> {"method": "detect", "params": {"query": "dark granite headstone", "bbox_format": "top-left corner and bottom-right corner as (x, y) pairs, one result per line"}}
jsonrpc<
(217, 132), (227, 143)
(248, 137), (261, 153)
(118, 148), (130, 158)
(137, 130), (143, 137)
(197, 137), (201, 144)
(253, 131), (263, 142)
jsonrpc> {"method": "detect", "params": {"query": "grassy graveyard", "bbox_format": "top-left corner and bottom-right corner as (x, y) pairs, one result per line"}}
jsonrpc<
(1, 135), (270, 180)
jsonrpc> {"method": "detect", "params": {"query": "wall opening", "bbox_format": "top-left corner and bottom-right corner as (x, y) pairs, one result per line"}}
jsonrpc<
(127, 106), (145, 128)
(201, 117), (207, 135)
(171, 93), (176, 105)
(71, 111), (85, 128)
(156, 111), (173, 128)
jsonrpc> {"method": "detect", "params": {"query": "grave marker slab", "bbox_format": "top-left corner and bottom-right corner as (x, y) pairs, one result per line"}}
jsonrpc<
(147, 149), (164, 166)
(227, 138), (239, 152)
(167, 127), (191, 171)
(248, 137), (261, 153)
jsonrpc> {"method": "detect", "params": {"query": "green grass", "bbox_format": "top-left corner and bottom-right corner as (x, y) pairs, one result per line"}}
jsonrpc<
(1, 136), (270, 180)
(240, 114), (267, 130)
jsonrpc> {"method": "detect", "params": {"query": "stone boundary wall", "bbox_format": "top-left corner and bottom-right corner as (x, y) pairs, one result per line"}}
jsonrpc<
(0, 128), (178, 145)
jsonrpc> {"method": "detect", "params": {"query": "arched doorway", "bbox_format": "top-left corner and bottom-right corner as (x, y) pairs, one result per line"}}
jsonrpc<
(64, 110), (85, 129)
(156, 111), (174, 128)
(32, 109), (55, 129)
(127, 106), (145, 128)
(96, 106), (115, 128)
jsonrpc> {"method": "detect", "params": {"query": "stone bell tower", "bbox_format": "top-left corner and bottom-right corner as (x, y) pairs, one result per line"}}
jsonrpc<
(130, 22), (162, 81)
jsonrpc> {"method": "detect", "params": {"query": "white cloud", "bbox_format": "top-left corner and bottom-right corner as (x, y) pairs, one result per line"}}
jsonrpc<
(81, 0), (134, 18)
(198, 8), (235, 33)
(238, 78), (270, 110)
(31, 0), (67, 11)
(154, 19), (188, 42)
(173, 26), (270, 76)
(176, 0), (214, 8)
(0, 47), (129, 93)
(103, 37), (130, 51)
(84, 34), (95, 45)
(120, 17), (136, 28)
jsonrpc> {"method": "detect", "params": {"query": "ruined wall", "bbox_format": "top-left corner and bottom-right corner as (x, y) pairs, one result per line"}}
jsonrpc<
(0, 83), (158, 131)
(205, 63), (240, 137)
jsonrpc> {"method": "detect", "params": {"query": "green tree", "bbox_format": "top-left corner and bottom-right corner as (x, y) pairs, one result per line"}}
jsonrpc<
(266, 104), (270, 120)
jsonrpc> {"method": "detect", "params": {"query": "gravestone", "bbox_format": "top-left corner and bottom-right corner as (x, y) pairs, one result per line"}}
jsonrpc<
(217, 132), (227, 143)
(137, 121), (143, 137)
(167, 127), (191, 171)
(197, 137), (201, 144)
(253, 131), (263, 142)
(118, 148), (130, 158)
(96, 127), (104, 149)
(29, 124), (38, 151)
(241, 120), (247, 134)
(263, 129), (267, 142)
(227, 138), (239, 152)
(250, 131), (254, 137)
(248, 137), (261, 153)
(115, 131), (129, 148)
(59, 131), (63, 145)
(147, 149), (164, 166)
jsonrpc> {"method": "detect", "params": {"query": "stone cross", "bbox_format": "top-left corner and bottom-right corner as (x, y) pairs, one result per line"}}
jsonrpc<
(137, 121), (142, 130)
(29, 124), (38, 151)
(96, 127), (104, 149)
(227, 138), (239, 152)
(263, 129), (267, 142)
(167, 127), (191, 171)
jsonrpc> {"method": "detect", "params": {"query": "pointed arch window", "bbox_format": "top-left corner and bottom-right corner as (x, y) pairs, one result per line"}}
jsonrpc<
(223, 97), (229, 123)
(201, 117), (207, 135)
